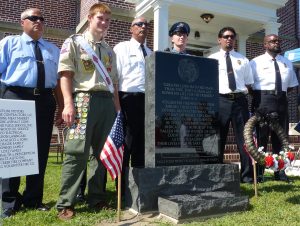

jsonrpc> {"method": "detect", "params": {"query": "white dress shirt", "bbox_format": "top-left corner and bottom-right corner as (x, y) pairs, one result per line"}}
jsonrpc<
(250, 52), (298, 92)
(208, 49), (253, 94)
(113, 38), (152, 92)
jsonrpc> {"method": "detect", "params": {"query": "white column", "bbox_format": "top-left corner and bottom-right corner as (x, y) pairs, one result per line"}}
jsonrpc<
(264, 22), (281, 35)
(152, 1), (169, 51)
(238, 35), (248, 56)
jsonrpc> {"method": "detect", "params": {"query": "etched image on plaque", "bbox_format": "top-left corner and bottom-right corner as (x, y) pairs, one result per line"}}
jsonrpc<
(147, 52), (220, 166)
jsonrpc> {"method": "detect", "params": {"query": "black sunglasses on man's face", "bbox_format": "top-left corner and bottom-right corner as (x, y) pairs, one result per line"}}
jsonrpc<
(132, 22), (148, 27)
(23, 15), (45, 22)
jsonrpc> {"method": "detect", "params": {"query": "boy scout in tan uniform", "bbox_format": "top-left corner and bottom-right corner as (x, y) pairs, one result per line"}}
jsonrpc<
(56, 3), (120, 220)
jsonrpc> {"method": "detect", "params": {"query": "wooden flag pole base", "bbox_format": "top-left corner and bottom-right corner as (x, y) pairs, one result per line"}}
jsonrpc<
(117, 175), (121, 222)
(252, 160), (258, 197)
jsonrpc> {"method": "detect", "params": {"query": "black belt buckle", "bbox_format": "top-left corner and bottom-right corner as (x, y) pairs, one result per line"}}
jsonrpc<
(272, 90), (284, 96)
(227, 93), (235, 100)
(33, 88), (41, 96)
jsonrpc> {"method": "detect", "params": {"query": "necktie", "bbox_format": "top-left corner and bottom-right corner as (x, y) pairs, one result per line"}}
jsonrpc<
(273, 59), (282, 92)
(97, 43), (101, 60)
(33, 41), (45, 89)
(140, 44), (147, 58)
(226, 52), (236, 91)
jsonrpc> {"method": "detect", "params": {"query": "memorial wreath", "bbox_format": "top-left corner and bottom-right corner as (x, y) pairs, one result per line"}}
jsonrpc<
(243, 113), (295, 171)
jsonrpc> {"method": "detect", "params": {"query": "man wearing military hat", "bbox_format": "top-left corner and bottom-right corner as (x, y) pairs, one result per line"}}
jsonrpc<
(168, 22), (190, 54)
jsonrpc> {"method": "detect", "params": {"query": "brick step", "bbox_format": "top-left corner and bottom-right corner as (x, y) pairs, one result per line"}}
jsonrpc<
(224, 143), (300, 163)
(225, 135), (300, 145)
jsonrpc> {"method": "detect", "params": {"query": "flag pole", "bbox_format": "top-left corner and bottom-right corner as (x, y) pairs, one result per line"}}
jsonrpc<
(252, 159), (258, 197)
(117, 174), (121, 222)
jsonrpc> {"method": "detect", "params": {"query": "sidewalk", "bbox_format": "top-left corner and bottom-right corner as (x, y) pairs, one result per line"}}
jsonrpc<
(98, 210), (169, 226)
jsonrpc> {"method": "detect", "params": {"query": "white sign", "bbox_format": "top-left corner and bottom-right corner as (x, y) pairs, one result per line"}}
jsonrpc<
(289, 123), (300, 136)
(0, 99), (38, 178)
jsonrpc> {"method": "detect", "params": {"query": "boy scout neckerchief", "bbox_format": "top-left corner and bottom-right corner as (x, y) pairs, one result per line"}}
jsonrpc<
(74, 35), (114, 94)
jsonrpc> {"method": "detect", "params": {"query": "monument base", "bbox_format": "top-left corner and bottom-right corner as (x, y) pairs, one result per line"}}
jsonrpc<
(158, 192), (248, 221)
(125, 164), (248, 218)
(0, 177), (2, 223)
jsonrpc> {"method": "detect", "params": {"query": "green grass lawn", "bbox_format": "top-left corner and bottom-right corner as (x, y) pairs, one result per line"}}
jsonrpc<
(2, 153), (300, 226)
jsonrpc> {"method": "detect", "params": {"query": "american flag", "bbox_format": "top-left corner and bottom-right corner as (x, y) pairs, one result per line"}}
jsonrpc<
(100, 111), (124, 180)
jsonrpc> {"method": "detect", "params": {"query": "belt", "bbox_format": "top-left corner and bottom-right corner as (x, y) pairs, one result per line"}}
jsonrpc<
(119, 91), (145, 97)
(74, 90), (112, 97)
(219, 92), (245, 100)
(4, 86), (53, 96)
(254, 90), (286, 96)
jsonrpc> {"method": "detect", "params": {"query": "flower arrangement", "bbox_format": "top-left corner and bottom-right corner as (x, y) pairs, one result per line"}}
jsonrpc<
(258, 145), (295, 171)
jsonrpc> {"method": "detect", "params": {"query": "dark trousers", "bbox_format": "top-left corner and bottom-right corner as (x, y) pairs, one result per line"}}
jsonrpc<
(252, 92), (288, 154)
(119, 91), (145, 168)
(1, 88), (56, 209)
(219, 95), (253, 182)
(118, 91), (145, 195)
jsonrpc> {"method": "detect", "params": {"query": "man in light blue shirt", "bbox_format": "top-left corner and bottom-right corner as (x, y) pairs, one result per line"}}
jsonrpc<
(0, 8), (61, 218)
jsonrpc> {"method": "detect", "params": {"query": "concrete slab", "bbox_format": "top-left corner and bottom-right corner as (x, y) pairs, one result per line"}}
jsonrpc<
(158, 192), (249, 220)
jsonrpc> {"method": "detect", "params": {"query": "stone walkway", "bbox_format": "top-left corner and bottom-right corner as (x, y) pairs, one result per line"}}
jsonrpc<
(98, 210), (172, 226)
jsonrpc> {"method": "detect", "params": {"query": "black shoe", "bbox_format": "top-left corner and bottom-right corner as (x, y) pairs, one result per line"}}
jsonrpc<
(24, 203), (50, 211)
(257, 176), (264, 183)
(76, 194), (85, 203)
(241, 177), (264, 184)
(1, 208), (15, 218)
(274, 171), (292, 183)
(241, 178), (253, 184)
(37, 203), (50, 211)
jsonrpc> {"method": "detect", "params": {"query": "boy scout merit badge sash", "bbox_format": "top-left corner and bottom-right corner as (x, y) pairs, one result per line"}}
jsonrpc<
(64, 92), (90, 155)
(74, 35), (114, 94)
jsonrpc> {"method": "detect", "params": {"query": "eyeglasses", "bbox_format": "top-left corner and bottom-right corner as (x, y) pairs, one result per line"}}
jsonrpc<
(222, 35), (235, 39)
(267, 39), (281, 44)
(132, 22), (148, 27)
(23, 16), (45, 22)
(173, 31), (187, 37)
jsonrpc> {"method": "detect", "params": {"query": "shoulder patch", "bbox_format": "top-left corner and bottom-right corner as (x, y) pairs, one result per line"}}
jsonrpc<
(61, 37), (74, 54)
(69, 33), (82, 39)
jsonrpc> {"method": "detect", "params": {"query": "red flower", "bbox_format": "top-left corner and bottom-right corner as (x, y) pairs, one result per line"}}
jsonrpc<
(287, 152), (295, 161)
(265, 156), (274, 168)
(278, 159), (285, 170)
(106, 66), (112, 73)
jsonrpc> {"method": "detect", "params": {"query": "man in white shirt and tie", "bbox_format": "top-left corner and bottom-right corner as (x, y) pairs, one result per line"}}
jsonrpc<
(250, 34), (298, 182)
(113, 17), (152, 195)
(209, 27), (254, 184)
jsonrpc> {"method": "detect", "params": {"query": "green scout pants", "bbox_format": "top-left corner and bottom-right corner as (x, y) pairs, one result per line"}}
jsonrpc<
(56, 92), (115, 208)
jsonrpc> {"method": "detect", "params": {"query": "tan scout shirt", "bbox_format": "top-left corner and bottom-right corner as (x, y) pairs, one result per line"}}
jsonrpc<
(58, 31), (118, 92)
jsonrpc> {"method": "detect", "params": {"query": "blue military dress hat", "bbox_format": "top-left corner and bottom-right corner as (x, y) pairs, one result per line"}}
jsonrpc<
(169, 22), (190, 37)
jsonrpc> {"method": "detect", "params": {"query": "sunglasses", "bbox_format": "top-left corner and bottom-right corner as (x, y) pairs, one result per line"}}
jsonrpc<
(267, 39), (281, 44)
(222, 35), (235, 39)
(132, 22), (148, 27)
(24, 15), (45, 22)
